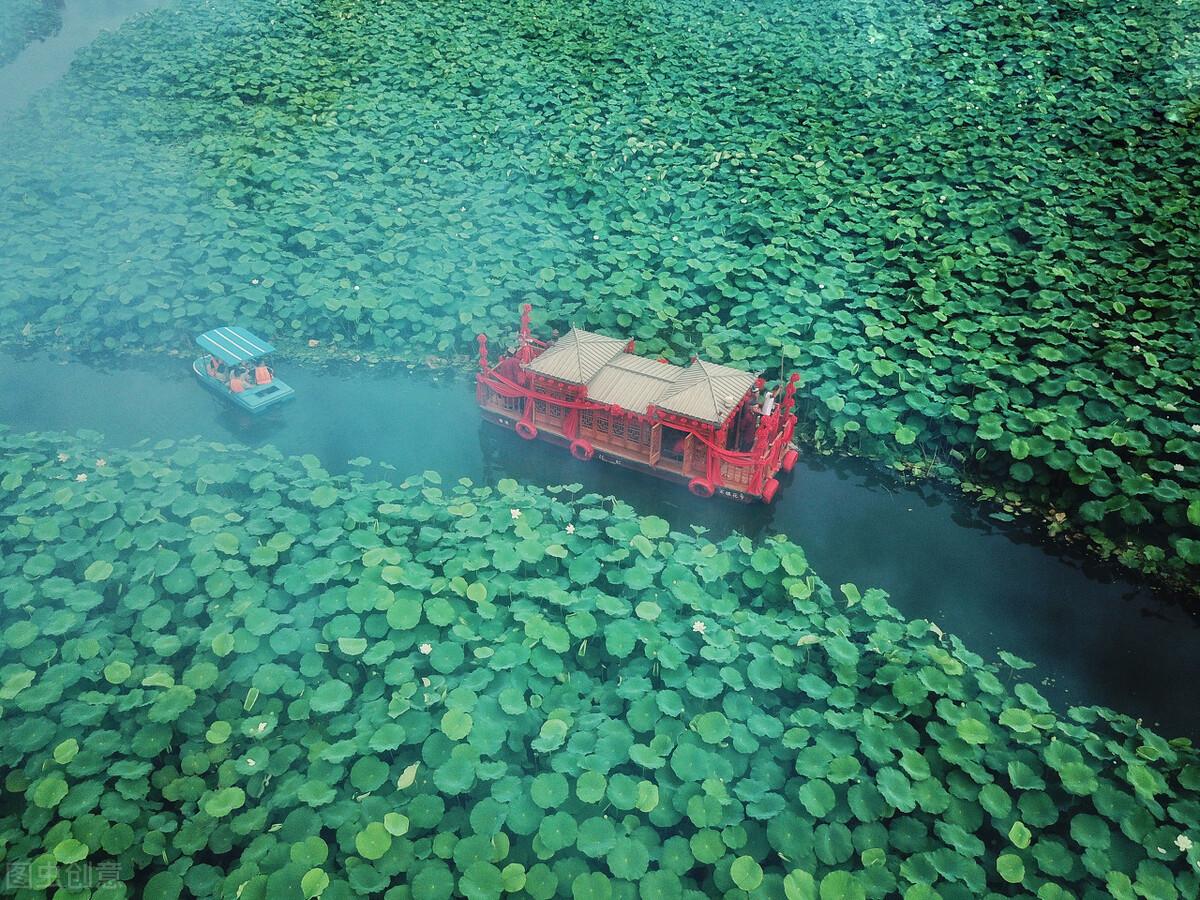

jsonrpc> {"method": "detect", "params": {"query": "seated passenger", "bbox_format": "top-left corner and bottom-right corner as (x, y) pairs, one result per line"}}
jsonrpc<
(254, 361), (273, 385)
(229, 368), (247, 394)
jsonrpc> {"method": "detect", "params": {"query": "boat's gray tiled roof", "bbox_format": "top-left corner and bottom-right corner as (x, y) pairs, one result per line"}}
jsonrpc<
(587, 354), (686, 415)
(654, 359), (758, 424)
(523, 328), (627, 385)
(524, 328), (758, 424)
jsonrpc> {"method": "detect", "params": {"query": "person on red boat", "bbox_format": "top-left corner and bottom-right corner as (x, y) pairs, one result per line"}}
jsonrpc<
(254, 359), (273, 385)
(228, 366), (248, 394)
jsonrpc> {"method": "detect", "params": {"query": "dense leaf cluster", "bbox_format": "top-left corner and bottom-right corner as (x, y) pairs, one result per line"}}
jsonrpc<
(0, 431), (1197, 899)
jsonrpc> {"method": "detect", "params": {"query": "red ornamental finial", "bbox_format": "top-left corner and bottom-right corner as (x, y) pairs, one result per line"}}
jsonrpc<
(477, 334), (489, 371)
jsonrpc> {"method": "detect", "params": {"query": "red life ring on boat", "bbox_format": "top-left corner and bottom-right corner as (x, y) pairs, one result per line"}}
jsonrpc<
(761, 477), (780, 504)
(570, 439), (594, 461)
(515, 420), (538, 440)
(688, 478), (715, 499)
(782, 448), (799, 473)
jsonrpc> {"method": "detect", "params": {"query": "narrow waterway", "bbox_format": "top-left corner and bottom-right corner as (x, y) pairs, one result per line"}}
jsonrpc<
(1, 350), (1196, 736)
(0, 0), (167, 115)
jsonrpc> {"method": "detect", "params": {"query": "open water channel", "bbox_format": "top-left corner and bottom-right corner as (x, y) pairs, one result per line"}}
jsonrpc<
(1, 350), (1195, 737)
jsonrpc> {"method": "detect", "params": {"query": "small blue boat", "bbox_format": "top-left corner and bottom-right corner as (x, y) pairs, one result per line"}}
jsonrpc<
(193, 326), (295, 413)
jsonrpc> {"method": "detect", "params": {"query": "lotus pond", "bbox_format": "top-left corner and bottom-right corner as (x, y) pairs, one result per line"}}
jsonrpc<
(1, 429), (1199, 900)
(1, 0), (1200, 585)
(2, 1), (1200, 899)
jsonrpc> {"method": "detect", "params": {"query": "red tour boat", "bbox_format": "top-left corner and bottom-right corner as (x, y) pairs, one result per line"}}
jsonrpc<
(476, 305), (800, 503)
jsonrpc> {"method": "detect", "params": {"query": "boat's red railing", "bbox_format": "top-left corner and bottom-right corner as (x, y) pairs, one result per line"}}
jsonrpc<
(476, 306), (799, 497)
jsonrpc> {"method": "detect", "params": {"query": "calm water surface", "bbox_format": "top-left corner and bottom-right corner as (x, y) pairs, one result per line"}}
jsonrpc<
(1, 351), (1195, 737)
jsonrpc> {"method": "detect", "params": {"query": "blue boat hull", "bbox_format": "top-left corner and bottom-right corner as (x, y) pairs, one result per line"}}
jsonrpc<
(193, 359), (294, 413)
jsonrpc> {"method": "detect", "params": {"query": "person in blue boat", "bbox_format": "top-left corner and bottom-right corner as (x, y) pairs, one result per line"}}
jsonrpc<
(206, 355), (227, 383)
(193, 327), (295, 412)
(254, 359), (273, 385)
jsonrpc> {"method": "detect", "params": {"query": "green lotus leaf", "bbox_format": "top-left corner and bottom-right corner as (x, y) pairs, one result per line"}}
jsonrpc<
(694, 711), (730, 744)
(144, 872), (184, 900)
(31, 775), (68, 809)
(690, 829), (724, 864)
(84, 560), (113, 581)
(355, 822), (392, 860)
(577, 771), (607, 804)
(1059, 762), (1099, 796)
(784, 870), (817, 900)
(350, 756), (389, 792)
(202, 786), (246, 818)
(441, 709), (473, 741)
(52, 838), (88, 864)
(996, 853), (1025, 884)
(572, 872), (612, 900)
(577, 816), (617, 857)
(730, 856), (764, 891)
(955, 718), (991, 745)
(433, 756), (475, 795)
(531, 772), (568, 809)
(5, 620), (38, 649)
(1009, 820), (1032, 849)
(301, 868), (330, 898)
(607, 836), (650, 880)
(309, 679), (352, 713)
(748, 655), (784, 689)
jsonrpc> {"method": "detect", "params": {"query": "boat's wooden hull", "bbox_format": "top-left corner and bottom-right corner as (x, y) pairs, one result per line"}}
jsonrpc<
(193, 359), (295, 413)
(480, 409), (779, 503)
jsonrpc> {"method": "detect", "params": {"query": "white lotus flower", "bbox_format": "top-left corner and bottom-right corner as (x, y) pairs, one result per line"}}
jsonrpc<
(1177, 834), (1193, 852)
(565, 523), (575, 535)
(419, 643), (432, 655)
(1192, 424), (1200, 434)
(95, 458), (107, 467)
(1174, 464), (1184, 472)
(75, 473), (87, 482)
(57, 452), (69, 462)
(510, 508), (521, 520)
(692, 620), (706, 634)
(246, 758), (256, 767)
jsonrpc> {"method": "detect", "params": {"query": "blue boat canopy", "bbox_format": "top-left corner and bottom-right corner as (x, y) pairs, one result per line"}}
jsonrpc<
(196, 326), (276, 365)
